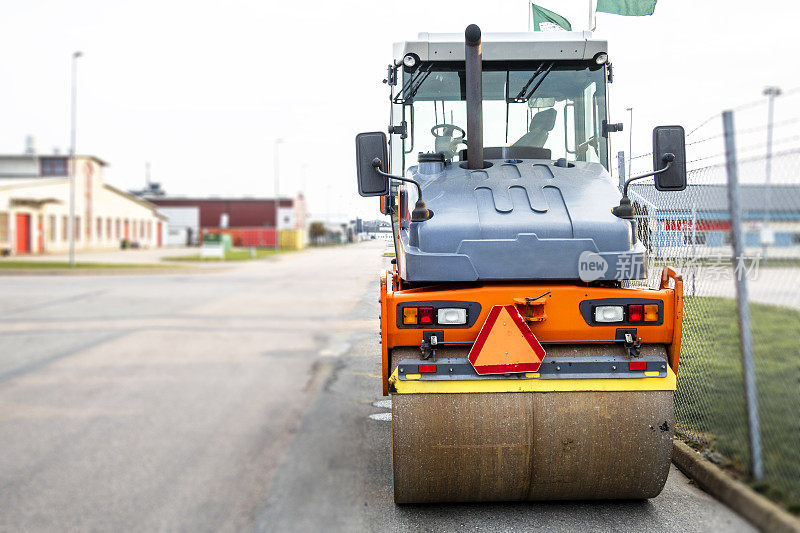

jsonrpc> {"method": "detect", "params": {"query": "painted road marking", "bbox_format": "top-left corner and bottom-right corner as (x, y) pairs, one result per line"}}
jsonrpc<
(319, 342), (349, 357)
(369, 399), (392, 422)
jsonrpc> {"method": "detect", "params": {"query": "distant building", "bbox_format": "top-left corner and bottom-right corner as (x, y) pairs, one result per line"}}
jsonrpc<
(144, 194), (307, 248)
(629, 183), (800, 254)
(361, 219), (391, 234)
(157, 206), (200, 246)
(130, 181), (166, 198)
(146, 195), (305, 229)
(0, 153), (167, 255)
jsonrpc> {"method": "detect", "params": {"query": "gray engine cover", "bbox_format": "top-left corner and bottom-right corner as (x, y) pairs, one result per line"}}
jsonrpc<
(398, 159), (646, 282)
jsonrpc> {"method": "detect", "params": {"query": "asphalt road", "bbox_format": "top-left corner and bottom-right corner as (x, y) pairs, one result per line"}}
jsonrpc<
(0, 241), (754, 532)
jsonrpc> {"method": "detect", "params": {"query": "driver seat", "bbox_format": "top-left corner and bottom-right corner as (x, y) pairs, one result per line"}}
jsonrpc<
(515, 108), (557, 148)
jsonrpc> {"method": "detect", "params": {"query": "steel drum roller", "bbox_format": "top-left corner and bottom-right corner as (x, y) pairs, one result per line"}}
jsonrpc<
(390, 345), (674, 503)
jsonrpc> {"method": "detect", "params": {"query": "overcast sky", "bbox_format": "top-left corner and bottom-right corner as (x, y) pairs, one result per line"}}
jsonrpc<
(1, 0), (798, 220)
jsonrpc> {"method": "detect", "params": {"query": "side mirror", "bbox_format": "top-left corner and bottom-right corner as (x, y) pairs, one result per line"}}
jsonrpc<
(613, 125), (688, 220)
(652, 125), (687, 191)
(356, 131), (390, 197)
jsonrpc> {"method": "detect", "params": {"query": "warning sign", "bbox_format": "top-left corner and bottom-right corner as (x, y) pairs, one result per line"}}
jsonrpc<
(468, 305), (546, 375)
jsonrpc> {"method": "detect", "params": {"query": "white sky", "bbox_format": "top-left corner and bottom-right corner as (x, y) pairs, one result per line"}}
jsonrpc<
(0, 0), (798, 220)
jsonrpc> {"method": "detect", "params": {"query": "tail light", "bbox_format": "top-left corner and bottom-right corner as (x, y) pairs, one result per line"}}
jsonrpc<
(629, 361), (646, 371)
(418, 307), (434, 325)
(418, 364), (436, 373)
(400, 303), (475, 328)
(628, 304), (643, 322)
(585, 300), (662, 326)
(402, 307), (418, 325)
(644, 304), (659, 322)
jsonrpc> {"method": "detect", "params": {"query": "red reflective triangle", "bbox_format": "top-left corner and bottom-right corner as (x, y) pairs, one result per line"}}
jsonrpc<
(468, 304), (546, 375)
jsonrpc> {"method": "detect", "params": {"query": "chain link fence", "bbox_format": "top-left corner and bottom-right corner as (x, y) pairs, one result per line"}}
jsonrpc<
(627, 90), (800, 512)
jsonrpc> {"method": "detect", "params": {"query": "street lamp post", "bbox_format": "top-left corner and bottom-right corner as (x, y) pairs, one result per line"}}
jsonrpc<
(68, 51), (83, 268)
(626, 107), (633, 178)
(762, 86), (781, 263)
(273, 138), (284, 251)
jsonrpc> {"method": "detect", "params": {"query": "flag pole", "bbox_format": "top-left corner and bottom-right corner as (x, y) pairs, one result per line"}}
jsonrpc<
(528, 0), (532, 31)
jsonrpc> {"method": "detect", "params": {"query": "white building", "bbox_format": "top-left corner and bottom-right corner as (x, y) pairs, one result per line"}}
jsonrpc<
(157, 206), (200, 246)
(0, 154), (167, 255)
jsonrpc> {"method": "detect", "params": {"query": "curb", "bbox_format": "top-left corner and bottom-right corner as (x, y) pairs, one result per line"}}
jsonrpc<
(672, 440), (800, 532)
(0, 267), (198, 276)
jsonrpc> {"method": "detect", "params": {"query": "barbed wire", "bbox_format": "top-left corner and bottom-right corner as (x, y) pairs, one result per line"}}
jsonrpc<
(684, 117), (800, 148)
(684, 146), (800, 172)
(607, 89), (800, 173)
(682, 134), (800, 165)
(629, 94), (800, 163)
(686, 86), (800, 137)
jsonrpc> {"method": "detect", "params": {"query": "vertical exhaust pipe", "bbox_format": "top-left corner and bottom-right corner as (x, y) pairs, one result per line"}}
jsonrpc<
(465, 24), (484, 170)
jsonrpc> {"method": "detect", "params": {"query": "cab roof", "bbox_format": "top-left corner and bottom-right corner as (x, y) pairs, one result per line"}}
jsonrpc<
(393, 31), (607, 63)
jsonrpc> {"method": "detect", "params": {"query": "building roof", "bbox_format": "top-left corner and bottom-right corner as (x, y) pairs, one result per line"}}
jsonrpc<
(0, 175), (166, 220)
(0, 154), (108, 166)
(104, 184), (168, 220)
(629, 183), (800, 214)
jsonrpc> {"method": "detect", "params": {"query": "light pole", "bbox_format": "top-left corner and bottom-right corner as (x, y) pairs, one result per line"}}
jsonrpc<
(300, 163), (308, 195)
(273, 138), (284, 251)
(68, 51), (83, 268)
(626, 107), (633, 178)
(762, 86), (781, 262)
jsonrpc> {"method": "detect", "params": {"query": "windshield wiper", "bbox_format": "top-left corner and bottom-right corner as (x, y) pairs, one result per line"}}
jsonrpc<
(393, 63), (433, 104)
(507, 62), (554, 103)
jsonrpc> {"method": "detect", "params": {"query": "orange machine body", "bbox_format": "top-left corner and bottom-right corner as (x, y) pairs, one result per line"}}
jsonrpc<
(378, 266), (683, 395)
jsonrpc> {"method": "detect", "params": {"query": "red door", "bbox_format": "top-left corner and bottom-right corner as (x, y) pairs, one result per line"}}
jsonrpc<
(156, 222), (162, 247)
(15, 213), (30, 254)
(124, 220), (130, 240)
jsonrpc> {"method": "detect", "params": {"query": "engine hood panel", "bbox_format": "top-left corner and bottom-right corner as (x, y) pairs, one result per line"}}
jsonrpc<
(398, 159), (646, 282)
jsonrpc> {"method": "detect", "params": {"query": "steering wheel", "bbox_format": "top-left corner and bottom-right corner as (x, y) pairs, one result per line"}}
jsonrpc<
(431, 124), (465, 140)
(575, 135), (600, 155)
(431, 124), (466, 158)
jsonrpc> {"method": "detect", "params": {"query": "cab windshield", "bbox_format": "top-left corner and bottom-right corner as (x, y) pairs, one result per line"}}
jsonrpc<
(396, 61), (608, 170)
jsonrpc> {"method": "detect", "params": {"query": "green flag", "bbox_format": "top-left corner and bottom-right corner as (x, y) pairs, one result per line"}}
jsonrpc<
(531, 4), (572, 31)
(596, 0), (657, 16)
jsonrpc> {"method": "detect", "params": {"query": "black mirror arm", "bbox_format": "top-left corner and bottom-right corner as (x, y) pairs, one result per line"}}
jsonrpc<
(621, 153), (674, 197)
(371, 158), (432, 221)
(371, 158), (422, 198)
(613, 153), (674, 220)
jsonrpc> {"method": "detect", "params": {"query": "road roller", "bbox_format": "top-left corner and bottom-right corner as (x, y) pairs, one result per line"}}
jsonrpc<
(355, 24), (688, 503)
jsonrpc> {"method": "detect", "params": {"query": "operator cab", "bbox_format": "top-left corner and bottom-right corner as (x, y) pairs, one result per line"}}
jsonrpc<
(355, 31), (685, 283)
(389, 32), (611, 174)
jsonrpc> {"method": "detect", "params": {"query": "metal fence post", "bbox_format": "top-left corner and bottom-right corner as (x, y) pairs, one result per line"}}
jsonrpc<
(691, 202), (697, 296)
(722, 110), (764, 481)
(762, 86), (781, 263)
(617, 151), (626, 193)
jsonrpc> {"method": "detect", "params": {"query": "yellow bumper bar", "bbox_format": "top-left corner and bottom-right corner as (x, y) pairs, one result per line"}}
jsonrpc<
(389, 366), (677, 394)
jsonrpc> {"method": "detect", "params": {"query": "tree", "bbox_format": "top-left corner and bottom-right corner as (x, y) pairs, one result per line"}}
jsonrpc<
(309, 221), (326, 245)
